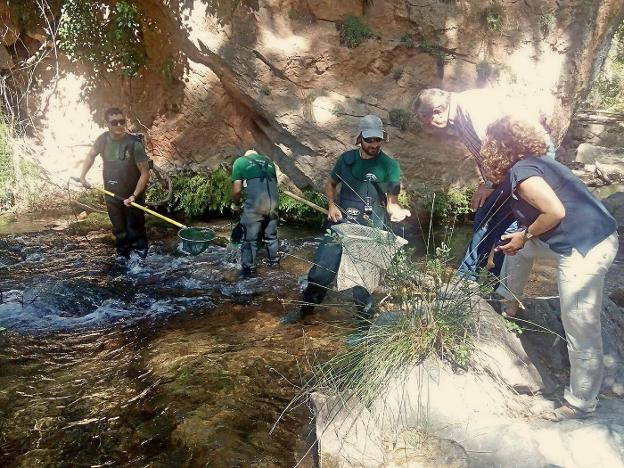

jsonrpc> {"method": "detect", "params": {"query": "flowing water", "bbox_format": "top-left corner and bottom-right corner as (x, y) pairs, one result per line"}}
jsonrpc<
(0, 215), (471, 467)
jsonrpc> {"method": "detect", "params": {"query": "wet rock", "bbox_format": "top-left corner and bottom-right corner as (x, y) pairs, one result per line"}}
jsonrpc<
(15, 449), (62, 467)
(603, 192), (624, 228)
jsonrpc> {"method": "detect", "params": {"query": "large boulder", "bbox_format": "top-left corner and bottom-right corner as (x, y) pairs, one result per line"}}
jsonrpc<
(312, 297), (624, 467)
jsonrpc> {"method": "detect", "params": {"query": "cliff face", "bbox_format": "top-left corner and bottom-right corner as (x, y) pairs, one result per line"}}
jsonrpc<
(2, 0), (624, 199)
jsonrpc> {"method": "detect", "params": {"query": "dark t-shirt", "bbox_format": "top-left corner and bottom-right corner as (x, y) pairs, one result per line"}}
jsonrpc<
(231, 152), (277, 182)
(93, 132), (147, 163)
(330, 150), (401, 188)
(93, 132), (147, 197)
(510, 156), (617, 256)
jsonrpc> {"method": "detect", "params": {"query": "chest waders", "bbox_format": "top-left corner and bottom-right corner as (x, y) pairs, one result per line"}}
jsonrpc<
(101, 134), (148, 258)
(239, 156), (280, 273)
(289, 150), (386, 325)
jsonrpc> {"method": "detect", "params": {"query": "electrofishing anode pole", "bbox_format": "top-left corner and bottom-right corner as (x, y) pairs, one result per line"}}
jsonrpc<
(70, 177), (186, 228)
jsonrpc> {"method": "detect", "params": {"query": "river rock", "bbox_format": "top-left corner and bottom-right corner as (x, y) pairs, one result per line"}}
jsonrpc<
(312, 296), (624, 467)
(575, 142), (624, 164)
(603, 191), (624, 227)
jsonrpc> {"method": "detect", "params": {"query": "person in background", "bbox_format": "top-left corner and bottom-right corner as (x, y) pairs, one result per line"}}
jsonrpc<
(280, 114), (411, 327)
(80, 107), (150, 259)
(482, 115), (618, 421)
(231, 149), (280, 277)
(412, 88), (555, 281)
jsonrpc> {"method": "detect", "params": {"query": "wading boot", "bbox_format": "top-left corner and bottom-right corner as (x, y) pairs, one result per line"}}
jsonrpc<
(241, 266), (257, 278)
(280, 304), (314, 325)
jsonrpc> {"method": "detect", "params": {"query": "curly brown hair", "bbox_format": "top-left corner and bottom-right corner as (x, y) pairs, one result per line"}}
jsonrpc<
(480, 116), (549, 184)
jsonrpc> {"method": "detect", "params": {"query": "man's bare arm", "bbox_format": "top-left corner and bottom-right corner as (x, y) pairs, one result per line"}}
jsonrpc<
(324, 178), (342, 222)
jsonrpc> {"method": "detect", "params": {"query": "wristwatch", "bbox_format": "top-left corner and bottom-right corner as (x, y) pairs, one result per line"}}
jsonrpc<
(522, 228), (534, 241)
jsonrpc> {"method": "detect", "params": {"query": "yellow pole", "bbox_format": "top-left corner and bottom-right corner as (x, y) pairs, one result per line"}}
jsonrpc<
(91, 186), (187, 229)
(283, 190), (329, 215)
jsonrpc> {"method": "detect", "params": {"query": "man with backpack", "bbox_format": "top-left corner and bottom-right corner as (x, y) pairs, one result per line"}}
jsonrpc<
(280, 114), (411, 326)
(231, 149), (280, 277)
(80, 107), (150, 258)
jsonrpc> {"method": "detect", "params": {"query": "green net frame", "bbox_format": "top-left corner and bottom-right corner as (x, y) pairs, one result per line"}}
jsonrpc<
(178, 227), (216, 255)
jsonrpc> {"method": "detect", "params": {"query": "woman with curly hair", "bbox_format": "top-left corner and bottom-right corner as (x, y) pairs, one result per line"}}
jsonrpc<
(482, 115), (619, 421)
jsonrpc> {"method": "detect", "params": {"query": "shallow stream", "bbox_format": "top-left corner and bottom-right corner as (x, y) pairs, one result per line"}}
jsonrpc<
(0, 215), (473, 466)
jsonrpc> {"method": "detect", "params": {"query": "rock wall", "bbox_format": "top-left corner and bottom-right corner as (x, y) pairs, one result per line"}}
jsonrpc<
(2, 0), (624, 201)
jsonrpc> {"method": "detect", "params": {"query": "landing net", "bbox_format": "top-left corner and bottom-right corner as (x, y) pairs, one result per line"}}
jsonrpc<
(331, 224), (408, 293)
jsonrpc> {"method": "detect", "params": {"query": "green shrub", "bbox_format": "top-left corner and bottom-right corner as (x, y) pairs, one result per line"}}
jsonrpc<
(419, 39), (450, 61)
(389, 108), (411, 131)
(260, 84), (272, 96)
(340, 14), (372, 49)
(392, 67), (403, 81)
(162, 168), (231, 217)
(279, 189), (326, 224)
(539, 12), (555, 34)
(426, 186), (475, 224)
(161, 57), (175, 83)
(332, 104), (345, 116)
(75, 188), (106, 208)
(586, 22), (624, 111)
(0, 121), (13, 207)
(483, 6), (504, 32)
(287, 233), (492, 413)
(397, 188), (414, 208)
(58, 0), (147, 76)
(400, 34), (415, 48)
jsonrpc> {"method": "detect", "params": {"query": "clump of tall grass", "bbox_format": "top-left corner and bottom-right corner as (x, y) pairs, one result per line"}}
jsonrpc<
(280, 217), (498, 417)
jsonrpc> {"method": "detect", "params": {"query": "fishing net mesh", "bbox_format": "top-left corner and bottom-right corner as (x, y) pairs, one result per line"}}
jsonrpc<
(331, 224), (408, 293)
(178, 227), (215, 255)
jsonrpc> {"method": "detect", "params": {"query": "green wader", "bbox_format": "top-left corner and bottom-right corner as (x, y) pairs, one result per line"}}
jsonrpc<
(102, 135), (148, 258)
(239, 159), (279, 271)
(300, 150), (390, 324)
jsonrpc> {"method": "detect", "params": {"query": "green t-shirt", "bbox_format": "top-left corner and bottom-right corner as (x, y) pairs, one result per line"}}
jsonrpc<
(93, 132), (147, 163)
(330, 150), (401, 185)
(231, 152), (277, 182)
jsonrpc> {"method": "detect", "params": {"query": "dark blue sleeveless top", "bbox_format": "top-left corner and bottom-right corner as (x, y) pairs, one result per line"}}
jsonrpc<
(509, 156), (617, 256)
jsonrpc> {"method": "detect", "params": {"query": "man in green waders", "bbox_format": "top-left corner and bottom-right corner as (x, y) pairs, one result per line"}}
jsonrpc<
(281, 114), (411, 327)
(231, 149), (280, 277)
(80, 107), (150, 258)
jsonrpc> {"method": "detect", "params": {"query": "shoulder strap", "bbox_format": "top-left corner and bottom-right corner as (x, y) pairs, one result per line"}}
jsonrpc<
(243, 154), (275, 180)
(343, 149), (358, 166)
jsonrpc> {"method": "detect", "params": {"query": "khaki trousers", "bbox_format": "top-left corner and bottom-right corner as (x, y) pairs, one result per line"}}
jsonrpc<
(496, 232), (619, 411)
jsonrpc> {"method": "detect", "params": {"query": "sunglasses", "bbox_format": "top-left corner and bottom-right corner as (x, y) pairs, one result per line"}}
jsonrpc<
(108, 118), (126, 127)
(362, 137), (383, 143)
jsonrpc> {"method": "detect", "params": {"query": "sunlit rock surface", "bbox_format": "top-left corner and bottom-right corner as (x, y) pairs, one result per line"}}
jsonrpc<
(2, 0), (624, 204)
(313, 297), (624, 467)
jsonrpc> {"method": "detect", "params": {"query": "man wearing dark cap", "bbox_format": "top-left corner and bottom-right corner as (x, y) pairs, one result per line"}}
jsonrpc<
(281, 114), (411, 326)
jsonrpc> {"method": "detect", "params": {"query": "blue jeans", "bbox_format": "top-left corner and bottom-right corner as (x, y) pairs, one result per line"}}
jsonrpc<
(457, 178), (516, 280)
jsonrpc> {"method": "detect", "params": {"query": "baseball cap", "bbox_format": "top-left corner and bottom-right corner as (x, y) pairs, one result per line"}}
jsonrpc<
(357, 114), (387, 141)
